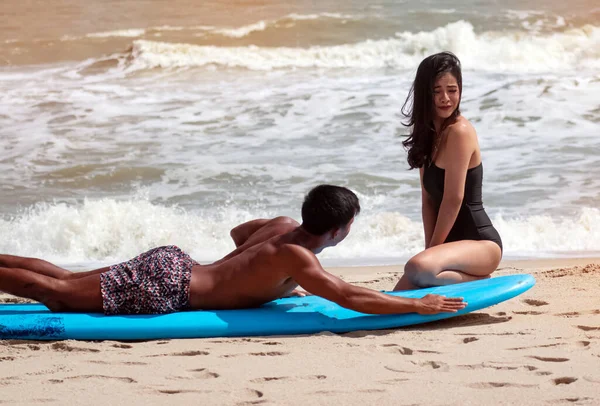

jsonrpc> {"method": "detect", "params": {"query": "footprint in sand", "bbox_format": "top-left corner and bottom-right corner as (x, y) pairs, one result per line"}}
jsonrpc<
(381, 344), (440, 354)
(463, 337), (479, 344)
(457, 363), (536, 372)
(556, 310), (599, 318)
(549, 398), (592, 404)
(210, 338), (265, 344)
(249, 351), (287, 357)
(147, 350), (210, 357)
(0, 377), (21, 385)
(111, 343), (133, 349)
(311, 389), (346, 396)
(251, 376), (287, 382)
(469, 382), (538, 389)
(553, 377), (577, 385)
(523, 299), (549, 307)
(508, 343), (563, 350)
(171, 350), (210, 356)
(529, 356), (569, 363)
(189, 368), (220, 379)
(358, 389), (386, 393)
(576, 325), (600, 331)
(513, 311), (545, 315)
(63, 375), (136, 383)
(158, 389), (212, 395)
(384, 366), (411, 373)
(250, 375), (326, 383)
(220, 351), (288, 358)
(25, 365), (70, 377)
(50, 342), (100, 353)
(555, 311), (580, 318)
(412, 360), (449, 371)
(576, 341), (591, 348)
(234, 389), (264, 406)
(381, 344), (414, 355)
(378, 378), (410, 385)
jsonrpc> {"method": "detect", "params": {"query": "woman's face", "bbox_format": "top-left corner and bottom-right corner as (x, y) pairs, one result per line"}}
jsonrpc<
(433, 73), (460, 120)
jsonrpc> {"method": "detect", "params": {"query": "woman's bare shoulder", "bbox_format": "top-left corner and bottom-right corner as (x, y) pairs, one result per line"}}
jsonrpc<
(447, 116), (476, 136)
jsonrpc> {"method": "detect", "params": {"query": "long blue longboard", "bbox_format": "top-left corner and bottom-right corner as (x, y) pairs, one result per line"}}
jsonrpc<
(0, 274), (535, 341)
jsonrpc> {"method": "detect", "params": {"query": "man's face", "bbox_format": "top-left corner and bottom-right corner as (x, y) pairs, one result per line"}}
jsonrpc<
(313, 217), (355, 254)
(332, 217), (355, 246)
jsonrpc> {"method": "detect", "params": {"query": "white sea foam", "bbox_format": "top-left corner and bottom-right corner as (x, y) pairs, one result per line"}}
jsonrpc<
(86, 29), (146, 38)
(124, 21), (599, 72)
(1, 199), (599, 267)
(213, 21), (268, 38)
(285, 12), (357, 21)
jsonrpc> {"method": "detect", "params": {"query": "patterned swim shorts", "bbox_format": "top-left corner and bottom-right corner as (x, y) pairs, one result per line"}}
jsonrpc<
(100, 245), (198, 315)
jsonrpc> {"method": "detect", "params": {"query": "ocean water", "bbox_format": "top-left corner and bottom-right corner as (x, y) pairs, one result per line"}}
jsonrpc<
(0, 0), (599, 267)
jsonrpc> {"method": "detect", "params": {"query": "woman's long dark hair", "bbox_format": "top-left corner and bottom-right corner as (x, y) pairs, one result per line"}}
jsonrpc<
(401, 52), (462, 169)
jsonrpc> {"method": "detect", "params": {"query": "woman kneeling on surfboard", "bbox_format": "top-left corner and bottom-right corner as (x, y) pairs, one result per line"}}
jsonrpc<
(394, 52), (503, 291)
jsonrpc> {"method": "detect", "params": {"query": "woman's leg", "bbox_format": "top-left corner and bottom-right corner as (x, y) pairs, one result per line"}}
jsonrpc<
(393, 240), (502, 291)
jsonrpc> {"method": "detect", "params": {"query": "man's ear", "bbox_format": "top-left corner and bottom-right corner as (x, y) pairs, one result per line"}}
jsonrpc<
(331, 228), (340, 239)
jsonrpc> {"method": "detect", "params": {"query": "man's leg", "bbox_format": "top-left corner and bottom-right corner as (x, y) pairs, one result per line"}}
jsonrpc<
(0, 266), (103, 312)
(0, 254), (72, 279)
(0, 254), (113, 280)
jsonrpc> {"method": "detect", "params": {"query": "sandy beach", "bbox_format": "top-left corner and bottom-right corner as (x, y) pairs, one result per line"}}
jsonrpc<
(1, 259), (598, 406)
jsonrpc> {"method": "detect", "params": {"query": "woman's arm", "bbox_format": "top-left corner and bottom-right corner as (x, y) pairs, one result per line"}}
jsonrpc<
(419, 167), (437, 249)
(428, 124), (475, 247)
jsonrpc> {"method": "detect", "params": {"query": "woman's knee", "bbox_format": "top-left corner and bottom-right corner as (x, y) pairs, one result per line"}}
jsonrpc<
(404, 255), (438, 287)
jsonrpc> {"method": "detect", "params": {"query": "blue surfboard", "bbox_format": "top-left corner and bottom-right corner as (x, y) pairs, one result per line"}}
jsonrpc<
(0, 274), (535, 341)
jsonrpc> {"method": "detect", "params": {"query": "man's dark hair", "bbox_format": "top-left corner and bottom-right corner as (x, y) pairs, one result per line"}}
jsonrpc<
(301, 185), (360, 236)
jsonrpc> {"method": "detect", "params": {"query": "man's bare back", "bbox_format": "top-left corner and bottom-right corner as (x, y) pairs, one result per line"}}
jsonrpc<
(189, 217), (308, 310)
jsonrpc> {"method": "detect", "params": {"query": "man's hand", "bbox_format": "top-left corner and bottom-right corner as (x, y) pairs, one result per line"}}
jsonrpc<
(415, 294), (467, 314)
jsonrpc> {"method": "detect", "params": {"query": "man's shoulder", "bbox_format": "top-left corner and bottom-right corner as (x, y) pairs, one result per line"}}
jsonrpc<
(277, 243), (319, 267)
(269, 216), (300, 227)
(258, 217), (300, 234)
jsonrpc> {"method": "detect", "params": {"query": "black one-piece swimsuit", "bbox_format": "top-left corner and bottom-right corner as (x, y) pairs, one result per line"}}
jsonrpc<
(422, 162), (503, 251)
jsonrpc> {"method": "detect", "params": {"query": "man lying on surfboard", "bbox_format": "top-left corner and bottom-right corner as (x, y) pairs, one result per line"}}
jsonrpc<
(0, 185), (466, 316)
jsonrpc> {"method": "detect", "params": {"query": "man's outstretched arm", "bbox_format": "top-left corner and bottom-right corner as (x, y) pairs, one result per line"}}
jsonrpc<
(282, 246), (467, 315)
